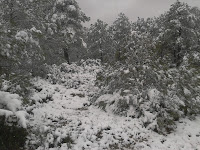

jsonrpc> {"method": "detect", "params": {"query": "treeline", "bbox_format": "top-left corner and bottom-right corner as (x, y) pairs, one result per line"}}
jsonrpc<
(90, 1), (200, 134)
(86, 1), (200, 67)
(1, 1), (200, 75)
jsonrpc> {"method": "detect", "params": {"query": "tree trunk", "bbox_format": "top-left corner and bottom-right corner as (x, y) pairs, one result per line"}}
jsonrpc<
(115, 49), (121, 62)
(100, 51), (103, 62)
(63, 48), (70, 64)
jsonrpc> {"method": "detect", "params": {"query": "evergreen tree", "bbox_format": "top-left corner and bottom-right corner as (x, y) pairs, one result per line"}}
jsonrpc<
(0, 0), (89, 76)
(30, 0), (89, 64)
(0, 0), (43, 75)
(109, 13), (132, 62)
(87, 19), (113, 62)
(157, 1), (199, 66)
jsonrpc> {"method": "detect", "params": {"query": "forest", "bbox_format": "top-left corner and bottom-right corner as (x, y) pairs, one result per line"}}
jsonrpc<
(0, 0), (200, 149)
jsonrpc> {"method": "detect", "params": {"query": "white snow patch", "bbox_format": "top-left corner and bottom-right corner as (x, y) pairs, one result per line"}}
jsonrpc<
(15, 111), (28, 128)
(0, 109), (14, 118)
(148, 88), (160, 101)
(68, 5), (76, 11)
(15, 30), (29, 42)
(0, 91), (27, 128)
(0, 91), (22, 112)
(184, 88), (191, 96)
(30, 27), (42, 34)
(124, 69), (130, 74)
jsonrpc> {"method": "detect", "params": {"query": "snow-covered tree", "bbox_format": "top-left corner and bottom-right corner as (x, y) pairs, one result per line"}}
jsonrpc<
(109, 13), (132, 62)
(0, 0), (89, 76)
(30, 0), (89, 64)
(0, 0), (43, 75)
(87, 19), (113, 62)
(93, 1), (200, 134)
(157, 1), (199, 66)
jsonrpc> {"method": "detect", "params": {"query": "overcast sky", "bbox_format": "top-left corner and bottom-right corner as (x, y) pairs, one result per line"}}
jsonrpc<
(76, 0), (200, 27)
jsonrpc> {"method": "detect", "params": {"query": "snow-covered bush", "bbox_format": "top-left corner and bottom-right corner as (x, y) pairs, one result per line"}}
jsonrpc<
(0, 73), (33, 105)
(0, 91), (27, 128)
(93, 60), (200, 134)
(46, 59), (102, 89)
(0, 28), (44, 76)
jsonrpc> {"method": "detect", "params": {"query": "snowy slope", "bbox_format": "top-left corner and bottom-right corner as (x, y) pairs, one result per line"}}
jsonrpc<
(26, 64), (200, 150)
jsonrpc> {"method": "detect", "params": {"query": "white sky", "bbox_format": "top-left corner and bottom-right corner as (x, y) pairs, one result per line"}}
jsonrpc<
(76, 0), (200, 26)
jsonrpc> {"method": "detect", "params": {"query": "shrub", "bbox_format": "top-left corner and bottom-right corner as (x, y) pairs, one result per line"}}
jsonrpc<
(93, 57), (200, 134)
(46, 59), (102, 89)
(0, 73), (33, 105)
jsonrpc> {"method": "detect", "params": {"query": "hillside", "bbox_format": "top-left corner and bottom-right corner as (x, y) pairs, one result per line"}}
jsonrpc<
(23, 62), (200, 149)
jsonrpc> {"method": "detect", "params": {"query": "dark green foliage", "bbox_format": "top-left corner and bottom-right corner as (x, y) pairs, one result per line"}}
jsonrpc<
(89, 3), (200, 134)
(110, 13), (132, 62)
(93, 46), (200, 133)
(0, 116), (28, 150)
(0, 0), (89, 77)
(98, 101), (107, 111)
(59, 135), (74, 149)
(87, 19), (114, 62)
(0, 73), (33, 105)
(154, 1), (200, 67)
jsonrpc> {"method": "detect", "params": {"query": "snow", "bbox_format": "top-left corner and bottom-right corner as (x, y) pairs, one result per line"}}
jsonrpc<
(29, 36), (39, 46)
(124, 69), (130, 74)
(0, 91), (22, 112)
(1, 80), (10, 91)
(0, 91), (27, 128)
(26, 63), (200, 150)
(68, 5), (76, 11)
(15, 111), (28, 128)
(56, 0), (65, 4)
(81, 38), (87, 48)
(0, 109), (14, 118)
(142, 117), (200, 150)
(30, 27), (42, 34)
(67, 27), (75, 37)
(184, 88), (191, 95)
(148, 88), (160, 101)
(51, 14), (58, 22)
(15, 30), (29, 42)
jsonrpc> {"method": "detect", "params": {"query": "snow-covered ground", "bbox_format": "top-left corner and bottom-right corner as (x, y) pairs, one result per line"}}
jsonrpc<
(26, 64), (200, 150)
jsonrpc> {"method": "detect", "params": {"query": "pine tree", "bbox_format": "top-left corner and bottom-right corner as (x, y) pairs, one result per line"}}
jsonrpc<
(157, 1), (199, 66)
(87, 19), (113, 62)
(0, 0), (43, 75)
(0, 0), (89, 75)
(30, 0), (89, 64)
(109, 13), (132, 62)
